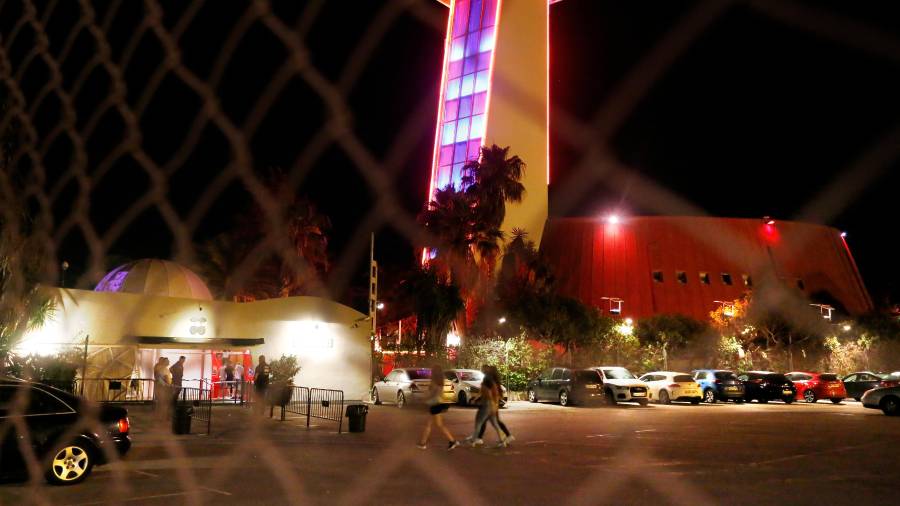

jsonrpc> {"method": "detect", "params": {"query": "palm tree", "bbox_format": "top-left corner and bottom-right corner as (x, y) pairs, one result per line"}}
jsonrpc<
(462, 144), (526, 230)
(397, 265), (464, 356)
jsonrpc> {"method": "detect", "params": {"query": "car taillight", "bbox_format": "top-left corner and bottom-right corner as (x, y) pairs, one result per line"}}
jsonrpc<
(881, 381), (899, 388)
(668, 384), (680, 389)
(117, 417), (129, 434)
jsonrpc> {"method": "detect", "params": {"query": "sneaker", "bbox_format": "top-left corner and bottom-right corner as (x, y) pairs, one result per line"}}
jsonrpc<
(493, 440), (508, 449)
(505, 435), (515, 445)
(416, 444), (427, 450)
(471, 438), (484, 447)
(447, 440), (460, 450)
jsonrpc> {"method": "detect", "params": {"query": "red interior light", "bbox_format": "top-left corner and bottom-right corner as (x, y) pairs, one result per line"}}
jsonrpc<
(117, 417), (130, 434)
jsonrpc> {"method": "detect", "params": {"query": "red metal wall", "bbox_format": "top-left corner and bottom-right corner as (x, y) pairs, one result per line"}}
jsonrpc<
(540, 217), (872, 321)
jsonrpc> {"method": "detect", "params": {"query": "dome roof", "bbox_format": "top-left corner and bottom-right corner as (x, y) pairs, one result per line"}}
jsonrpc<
(95, 259), (213, 301)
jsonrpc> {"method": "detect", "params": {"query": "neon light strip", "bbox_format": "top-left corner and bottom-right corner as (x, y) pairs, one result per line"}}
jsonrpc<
(426, 0), (456, 206)
(546, 0), (550, 185)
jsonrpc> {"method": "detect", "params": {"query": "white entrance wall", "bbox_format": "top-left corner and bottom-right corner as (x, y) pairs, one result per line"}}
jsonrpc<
(17, 288), (373, 401)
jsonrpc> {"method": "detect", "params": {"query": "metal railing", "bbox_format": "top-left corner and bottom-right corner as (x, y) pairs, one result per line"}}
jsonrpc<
(277, 385), (344, 433)
(76, 378), (158, 403)
(177, 386), (212, 435)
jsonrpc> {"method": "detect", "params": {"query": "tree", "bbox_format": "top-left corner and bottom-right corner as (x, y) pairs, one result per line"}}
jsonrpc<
(636, 314), (710, 368)
(1, 102), (56, 370)
(196, 171), (331, 301)
(397, 266), (465, 356)
(462, 144), (526, 231)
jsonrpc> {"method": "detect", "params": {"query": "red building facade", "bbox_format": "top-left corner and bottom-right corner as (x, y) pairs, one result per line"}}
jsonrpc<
(540, 216), (872, 321)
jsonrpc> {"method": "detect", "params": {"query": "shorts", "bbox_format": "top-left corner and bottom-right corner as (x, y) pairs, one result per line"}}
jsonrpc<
(429, 403), (449, 415)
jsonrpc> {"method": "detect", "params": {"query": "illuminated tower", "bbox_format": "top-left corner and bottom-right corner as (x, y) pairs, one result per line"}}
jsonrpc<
(429, 0), (552, 247)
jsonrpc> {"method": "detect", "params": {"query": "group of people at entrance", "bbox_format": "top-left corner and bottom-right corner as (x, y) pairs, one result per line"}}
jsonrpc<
(418, 365), (513, 450)
(152, 356), (186, 417)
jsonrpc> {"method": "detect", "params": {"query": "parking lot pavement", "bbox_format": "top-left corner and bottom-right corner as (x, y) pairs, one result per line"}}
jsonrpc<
(2, 400), (898, 505)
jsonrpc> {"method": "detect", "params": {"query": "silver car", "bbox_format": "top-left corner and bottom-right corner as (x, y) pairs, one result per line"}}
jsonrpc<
(371, 368), (449, 408)
(861, 385), (900, 416)
(445, 369), (508, 407)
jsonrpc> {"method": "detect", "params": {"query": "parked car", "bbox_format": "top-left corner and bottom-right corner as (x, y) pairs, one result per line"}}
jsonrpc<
(842, 371), (900, 401)
(590, 367), (649, 406)
(638, 371), (702, 405)
(371, 368), (451, 407)
(738, 371), (796, 403)
(526, 367), (605, 406)
(445, 369), (507, 407)
(861, 385), (900, 416)
(692, 369), (745, 403)
(0, 379), (132, 485)
(785, 371), (847, 403)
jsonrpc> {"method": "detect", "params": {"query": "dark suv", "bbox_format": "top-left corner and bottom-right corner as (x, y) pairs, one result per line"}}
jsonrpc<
(738, 371), (796, 403)
(0, 380), (132, 484)
(527, 367), (604, 406)
(693, 369), (745, 403)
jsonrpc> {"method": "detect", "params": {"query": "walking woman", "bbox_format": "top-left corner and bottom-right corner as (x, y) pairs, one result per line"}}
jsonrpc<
(417, 365), (460, 450)
(475, 366), (514, 446)
(468, 365), (507, 447)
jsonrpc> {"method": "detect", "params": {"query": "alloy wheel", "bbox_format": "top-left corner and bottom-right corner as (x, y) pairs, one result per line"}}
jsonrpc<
(51, 445), (90, 483)
(559, 391), (569, 406)
(528, 390), (537, 403)
(659, 390), (670, 405)
(804, 390), (816, 403)
(397, 391), (405, 408)
(704, 389), (716, 404)
(883, 397), (900, 416)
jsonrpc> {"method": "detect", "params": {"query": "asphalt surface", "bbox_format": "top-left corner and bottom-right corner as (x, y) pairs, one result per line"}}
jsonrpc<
(2, 399), (898, 505)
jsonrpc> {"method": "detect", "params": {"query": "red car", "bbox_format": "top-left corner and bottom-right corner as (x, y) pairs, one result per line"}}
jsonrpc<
(785, 372), (847, 403)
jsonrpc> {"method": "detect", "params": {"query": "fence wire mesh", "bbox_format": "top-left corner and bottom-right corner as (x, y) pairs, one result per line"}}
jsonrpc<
(1, 0), (899, 504)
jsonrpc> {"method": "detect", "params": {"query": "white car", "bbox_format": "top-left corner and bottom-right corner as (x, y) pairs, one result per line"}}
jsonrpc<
(445, 369), (507, 407)
(639, 371), (703, 405)
(861, 385), (900, 416)
(591, 366), (649, 406)
(371, 368), (449, 407)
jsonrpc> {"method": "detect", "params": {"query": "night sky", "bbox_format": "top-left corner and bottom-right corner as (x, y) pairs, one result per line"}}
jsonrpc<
(1, 0), (897, 310)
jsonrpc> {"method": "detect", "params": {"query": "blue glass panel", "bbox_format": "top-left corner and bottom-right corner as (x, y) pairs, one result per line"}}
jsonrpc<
(458, 96), (473, 118)
(455, 117), (470, 143)
(437, 165), (451, 189)
(444, 98), (459, 121)
(465, 32), (480, 58)
(479, 26), (494, 53)
(454, 142), (467, 165)
(477, 51), (491, 71)
(441, 121), (456, 146)
(460, 73), (475, 97)
(468, 0), (483, 33)
(469, 114), (485, 140)
(446, 77), (461, 100)
(463, 55), (478, 75)
(452, 162), (466, 186)
(450, 37), (465, 62)
(474, 70), (490, 94)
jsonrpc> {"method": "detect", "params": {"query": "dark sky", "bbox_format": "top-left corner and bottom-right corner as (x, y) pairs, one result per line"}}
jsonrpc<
(1, 0), (897, 310)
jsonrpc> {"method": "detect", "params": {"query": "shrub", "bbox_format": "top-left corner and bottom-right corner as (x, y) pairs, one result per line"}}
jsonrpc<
(269, 354), (301, 384)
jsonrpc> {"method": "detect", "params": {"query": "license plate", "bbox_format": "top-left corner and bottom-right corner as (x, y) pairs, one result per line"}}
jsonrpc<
(586, 384), (598, 389)
(726, 386), (738, 391)
(782, 390), (792, 395)
(632, 392), (646, 397)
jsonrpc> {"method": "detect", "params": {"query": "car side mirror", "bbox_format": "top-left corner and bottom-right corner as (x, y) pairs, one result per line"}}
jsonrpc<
(381, 378), (387, 383)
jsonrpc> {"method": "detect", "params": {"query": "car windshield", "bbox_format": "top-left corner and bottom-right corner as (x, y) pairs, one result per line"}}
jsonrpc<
(715, 371), (737, 381)
(576, 371), (601, 383)
(674, 375), (694, 383)
(603, 368), (635, 380)
(820, 374), (839, 381)
(406, 369), (431, 380)
(765, 374), (787, 382)
(457, 371), (483, 381)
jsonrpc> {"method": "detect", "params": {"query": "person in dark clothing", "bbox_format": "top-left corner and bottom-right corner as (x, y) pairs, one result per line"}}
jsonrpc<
(254, 355), (270, 414)
(169, 356), (186, 401)
(223, 360), (235, 397)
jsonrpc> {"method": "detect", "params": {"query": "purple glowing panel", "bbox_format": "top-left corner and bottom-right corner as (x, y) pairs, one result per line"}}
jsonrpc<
(95, 268), (129, 292)
(430, 0), (499, 196)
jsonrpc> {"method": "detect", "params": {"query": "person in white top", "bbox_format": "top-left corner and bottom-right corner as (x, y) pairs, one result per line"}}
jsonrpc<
(233, 362), (245, 400)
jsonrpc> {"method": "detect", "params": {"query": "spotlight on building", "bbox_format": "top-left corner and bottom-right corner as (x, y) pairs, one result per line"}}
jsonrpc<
(376, 302), (385, 310)
(498, 317), (507, 324)
(840, 231), (848, 238)
(607, 214), (620, 224)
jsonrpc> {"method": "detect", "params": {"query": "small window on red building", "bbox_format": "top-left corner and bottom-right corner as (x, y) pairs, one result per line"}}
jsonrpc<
(652, 270), (664, 283)
(743, 274), (752, 287)
(721, 273), (733, 286)
(676, 271), (687, 284)
(699, 272), (710, 285)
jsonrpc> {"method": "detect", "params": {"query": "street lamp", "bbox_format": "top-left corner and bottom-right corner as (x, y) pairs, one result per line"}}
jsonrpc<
(498, 316), (507, 324)
(376, 302), (384, 310)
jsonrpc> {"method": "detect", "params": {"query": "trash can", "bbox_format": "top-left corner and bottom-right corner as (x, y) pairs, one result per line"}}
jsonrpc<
(172, 404), (193, 434)
(346, 404), (368, 433)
